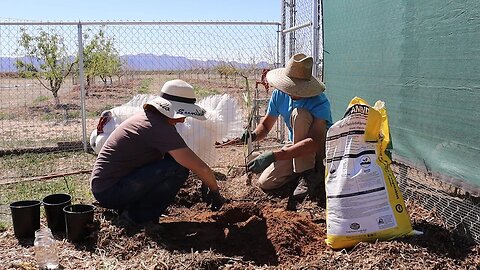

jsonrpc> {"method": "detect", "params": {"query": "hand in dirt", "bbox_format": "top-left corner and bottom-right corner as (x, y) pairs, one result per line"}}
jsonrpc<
(210, 191), (226, 211)
(200, 183), (225, 211)
(247, 151), (275, 173)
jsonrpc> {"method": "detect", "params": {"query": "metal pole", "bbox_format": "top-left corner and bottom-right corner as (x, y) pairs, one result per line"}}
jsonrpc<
(0, 21), (280, 26)
(321, 0), (325, 81)
(280, 0), (286, 67)
(289, 0), (296, 57)
(283, 22), (312, 33)
(312, 0), (320, 77)
(77, 22), (87, 152)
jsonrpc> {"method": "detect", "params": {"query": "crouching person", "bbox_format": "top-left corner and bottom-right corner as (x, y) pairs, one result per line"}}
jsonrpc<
(90, 79), (225, 224)
(243, 54), (332, 200)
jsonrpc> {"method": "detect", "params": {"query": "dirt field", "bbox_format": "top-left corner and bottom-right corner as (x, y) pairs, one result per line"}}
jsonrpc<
(1, 170), (479, 269)
(1, 75), (479, 269)
(0, 72), (279, 152)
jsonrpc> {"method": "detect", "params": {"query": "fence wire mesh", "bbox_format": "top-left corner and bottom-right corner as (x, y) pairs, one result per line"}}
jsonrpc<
(0, 24), (82, 152)
(0, 21), (281, 157)
(283, 1), (314, 58)
(394, 162), (480, 245)
(282, 0), (323, 78)
(0, 20), (288, 188)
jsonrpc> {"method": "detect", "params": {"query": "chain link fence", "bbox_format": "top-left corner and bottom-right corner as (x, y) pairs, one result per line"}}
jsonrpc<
(281, 0), (322, 78)
(0, 23), (82, 152)
(0, 21), (281, 156)
(394, 162), (480, 245)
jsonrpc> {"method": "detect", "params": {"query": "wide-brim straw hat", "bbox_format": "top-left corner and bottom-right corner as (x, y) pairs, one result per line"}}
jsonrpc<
(266, 53), (325, 97)
(144, 79), (207, 120)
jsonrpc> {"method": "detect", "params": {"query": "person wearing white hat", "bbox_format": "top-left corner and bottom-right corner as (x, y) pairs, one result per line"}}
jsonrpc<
(242, 53), (332, 200)
(90, 79), (225, 224)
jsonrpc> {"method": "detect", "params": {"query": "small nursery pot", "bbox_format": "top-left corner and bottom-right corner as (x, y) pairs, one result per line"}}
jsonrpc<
(42, 193), (72, 232)
(63, 204), (94, 242)
(9, 200), (41, 239)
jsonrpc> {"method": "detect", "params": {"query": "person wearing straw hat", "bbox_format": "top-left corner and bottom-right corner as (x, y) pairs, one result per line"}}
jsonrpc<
(90, 79), (225, 224)
(242, 53), (332, 200)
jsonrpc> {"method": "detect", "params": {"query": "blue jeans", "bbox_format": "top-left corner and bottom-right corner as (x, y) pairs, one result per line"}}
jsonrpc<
(93, 156), (189, 223)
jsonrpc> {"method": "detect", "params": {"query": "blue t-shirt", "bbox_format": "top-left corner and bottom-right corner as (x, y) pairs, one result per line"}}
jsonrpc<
(266, 89), (333, 141)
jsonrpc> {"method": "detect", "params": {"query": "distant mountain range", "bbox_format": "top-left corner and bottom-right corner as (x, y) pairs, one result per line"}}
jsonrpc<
(0, 53), (269, 72)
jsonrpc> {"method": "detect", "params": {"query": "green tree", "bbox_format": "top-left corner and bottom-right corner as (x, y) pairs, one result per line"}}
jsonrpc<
(16, 28), (75, 107)
(81, 30), (97, 88)
(82, 29), (122, 87)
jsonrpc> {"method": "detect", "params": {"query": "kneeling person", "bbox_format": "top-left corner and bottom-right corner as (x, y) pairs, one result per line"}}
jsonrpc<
(90, 79), (225, 224)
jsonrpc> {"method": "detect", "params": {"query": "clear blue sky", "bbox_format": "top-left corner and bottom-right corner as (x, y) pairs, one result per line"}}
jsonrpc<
(1, 0), (280, 22)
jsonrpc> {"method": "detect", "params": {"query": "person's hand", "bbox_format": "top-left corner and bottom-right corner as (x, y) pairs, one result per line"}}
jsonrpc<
(207, 190), (225, 211)
(200, 184), (225, 211)
(247, 151), (275, 173)
(239, 130), (256, 143)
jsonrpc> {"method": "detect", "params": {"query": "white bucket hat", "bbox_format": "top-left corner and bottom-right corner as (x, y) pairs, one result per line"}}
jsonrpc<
(266, 53), (325, 97)
(144, 79), (207, 120)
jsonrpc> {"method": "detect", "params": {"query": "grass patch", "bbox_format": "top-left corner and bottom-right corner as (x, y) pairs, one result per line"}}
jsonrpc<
(33, 95), (49, 104)
(194, 86), (219, 98)
(1, 151), (96, 179)
(67, 110), (80, 119)
(0, 112), (15, 120)
(90, 104), (115, 117)
(0, 221), (8, 232)
(1, 175), (93, 205)
(138, 78), (153, 94)
(40, 112), (56, 121)
(87, 110), (99, 118)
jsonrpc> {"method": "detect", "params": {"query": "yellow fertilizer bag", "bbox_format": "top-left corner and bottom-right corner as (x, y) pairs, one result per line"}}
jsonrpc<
(325, 97), (414, 249)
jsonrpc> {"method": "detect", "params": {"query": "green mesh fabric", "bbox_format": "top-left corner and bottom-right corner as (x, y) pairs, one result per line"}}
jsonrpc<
(323, 0), (480, 191)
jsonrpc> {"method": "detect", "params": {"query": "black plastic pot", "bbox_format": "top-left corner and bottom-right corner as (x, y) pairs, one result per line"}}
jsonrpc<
(9, 200), (41, 239)
(42, 193), (72, 232)
(63, 204), (94, 242)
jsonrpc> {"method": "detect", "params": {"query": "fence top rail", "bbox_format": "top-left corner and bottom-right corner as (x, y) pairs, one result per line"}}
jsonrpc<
(0, 20), (281, 26)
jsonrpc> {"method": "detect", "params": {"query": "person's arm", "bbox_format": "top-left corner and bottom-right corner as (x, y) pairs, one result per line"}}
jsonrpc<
(168, 147), (219, 192)
(273, 118), (327, 161)
(252, 114), (277, 141)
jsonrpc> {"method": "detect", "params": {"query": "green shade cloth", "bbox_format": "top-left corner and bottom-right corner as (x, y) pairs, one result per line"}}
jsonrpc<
(323, 0), (480, 192)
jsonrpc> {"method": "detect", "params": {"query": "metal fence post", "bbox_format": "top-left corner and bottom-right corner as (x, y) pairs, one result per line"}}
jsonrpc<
(320, 0), (325, 80)
(312, 0), (320, 77)
(77, 22), (87, 152)
(289, 0), (296, 57)
(280, 0), (286, 68)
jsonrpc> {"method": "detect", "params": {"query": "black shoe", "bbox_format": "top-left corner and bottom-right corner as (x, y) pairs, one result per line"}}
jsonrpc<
(292, 169), (325, 199)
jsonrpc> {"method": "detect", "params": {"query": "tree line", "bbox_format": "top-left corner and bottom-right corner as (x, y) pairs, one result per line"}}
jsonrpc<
(14, 28), (268, 108)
